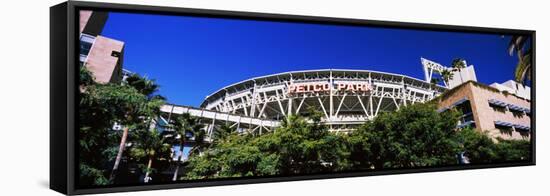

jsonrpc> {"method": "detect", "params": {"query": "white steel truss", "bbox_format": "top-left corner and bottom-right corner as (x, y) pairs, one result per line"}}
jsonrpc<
(160, 104), (280, 138)
(200, 69), (446, 128)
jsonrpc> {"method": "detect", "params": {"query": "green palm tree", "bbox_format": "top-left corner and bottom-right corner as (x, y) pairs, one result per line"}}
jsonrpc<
(440, 69), (454, 88)
(430, 78), (439, 89)
(131, 128), (171, 183)
(80, 83), (148, 185)
(109, 74), (164, 182)
(171, 113), (204, 181)
(451, 58), (466, 83)
(508, 35), (532, 84)
(125, 74), (160, 97)
(186, 126), (207, 161)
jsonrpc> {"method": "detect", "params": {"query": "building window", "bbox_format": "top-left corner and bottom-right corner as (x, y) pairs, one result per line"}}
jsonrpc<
(453, 99), (475, 129)
(111, 51), (121, 57)
(79, 34), (95, 64)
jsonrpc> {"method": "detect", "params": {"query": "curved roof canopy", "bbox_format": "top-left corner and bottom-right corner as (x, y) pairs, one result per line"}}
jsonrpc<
(201, 69), (445, 108)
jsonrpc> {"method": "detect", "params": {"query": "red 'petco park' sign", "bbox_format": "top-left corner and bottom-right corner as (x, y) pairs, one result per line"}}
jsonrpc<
(287, 82), (373, 94)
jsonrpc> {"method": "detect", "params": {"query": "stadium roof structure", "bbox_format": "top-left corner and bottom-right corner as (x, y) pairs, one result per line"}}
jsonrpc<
(187, 69), (446, 133)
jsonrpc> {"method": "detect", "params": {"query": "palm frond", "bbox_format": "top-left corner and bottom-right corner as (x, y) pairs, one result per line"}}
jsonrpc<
(508, 35), (527, 56)
(514, 50), (532, 84)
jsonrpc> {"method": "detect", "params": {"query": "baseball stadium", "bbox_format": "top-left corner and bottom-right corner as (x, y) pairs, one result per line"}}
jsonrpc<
(173, 68), (446, 134)
(77, 10), (532, 186)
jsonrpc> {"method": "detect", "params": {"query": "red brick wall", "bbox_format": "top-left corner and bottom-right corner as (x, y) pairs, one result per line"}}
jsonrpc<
(84, 36), (124, 84)
(79, 10), (92, 34)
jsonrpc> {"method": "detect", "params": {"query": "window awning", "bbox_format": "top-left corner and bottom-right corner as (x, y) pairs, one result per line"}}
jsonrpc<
(488, 99), (508, 107)
(494, 120), (514, 127)
(495, 121), (531, 131)
(514, 124), (531, 131)
(507, 104), (530, 113)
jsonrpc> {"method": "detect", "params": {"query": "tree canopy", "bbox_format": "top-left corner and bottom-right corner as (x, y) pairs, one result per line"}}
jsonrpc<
(78, 66), (168, 186)
(184, 103), (531, 180)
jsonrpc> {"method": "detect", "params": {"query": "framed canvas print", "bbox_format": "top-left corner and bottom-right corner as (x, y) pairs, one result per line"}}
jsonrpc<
(50, 1), (535, 194)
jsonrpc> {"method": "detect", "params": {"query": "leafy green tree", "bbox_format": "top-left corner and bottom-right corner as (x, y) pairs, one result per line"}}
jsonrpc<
(211, 124), (237, 147)
(183, 102), (531, 180)
(348, 103), (462, 169)
(453, 127), (531, 164)
(452, 127), (496, 164)
(78, 66), (115, 186)
(491, 138), (531, 162)
(79, 82), (148, 185)
(184, 107), (350, 179)
(80, 66), (94, 86)
(257, 114), (350, 175)
(79, 67), (167, 185)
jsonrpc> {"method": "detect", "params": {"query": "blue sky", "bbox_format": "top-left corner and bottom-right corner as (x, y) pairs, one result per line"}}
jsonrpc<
(101, 12), (521, 107)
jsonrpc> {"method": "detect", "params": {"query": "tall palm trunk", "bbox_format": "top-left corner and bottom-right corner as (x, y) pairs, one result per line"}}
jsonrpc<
(172, 139), (185, 181)
(110, 126), (129, 182)
(144, 156), (153, 183)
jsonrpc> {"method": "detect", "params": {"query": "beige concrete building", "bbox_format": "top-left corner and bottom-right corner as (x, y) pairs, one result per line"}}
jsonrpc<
(79, 10), (125, 84)
(434, 81), (531, 141)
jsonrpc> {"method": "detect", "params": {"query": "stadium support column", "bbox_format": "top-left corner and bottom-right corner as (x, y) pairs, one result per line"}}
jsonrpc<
(369, 72), (374, 117)
(287, 96), (293, 117)
(208, 113), (216, 140)
(329, 70), (334, 120)
(422, 58), (431, 83)
(283, 73), (294, 117)
(250, 82), (257, 117)
(401, 76), (407, 107)
(241, 97), (248, 116)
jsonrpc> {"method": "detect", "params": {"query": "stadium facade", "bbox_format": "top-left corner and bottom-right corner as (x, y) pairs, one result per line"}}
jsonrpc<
(160, 59), (531, 143)
(198, 69), (446, 132)
(155, 58), (532, 166)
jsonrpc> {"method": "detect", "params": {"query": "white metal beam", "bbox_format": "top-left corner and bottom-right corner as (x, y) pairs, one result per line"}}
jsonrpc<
(295, 96), (306, 115)
(317, 97), (330, 120)
(375, 89), (385, 116)
(275, 89), (286, 116)
(335, 93), (347, 117)
(357, 95), (370, 117)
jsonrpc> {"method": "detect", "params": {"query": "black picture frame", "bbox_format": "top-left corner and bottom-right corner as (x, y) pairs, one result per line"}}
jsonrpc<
(50, 1), (536, 195)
